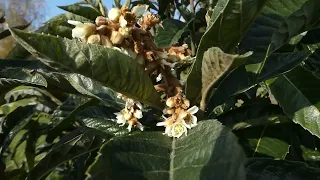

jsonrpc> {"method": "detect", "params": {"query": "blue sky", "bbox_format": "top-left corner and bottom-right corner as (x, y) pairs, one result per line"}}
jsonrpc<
(45, 0), (123, 20)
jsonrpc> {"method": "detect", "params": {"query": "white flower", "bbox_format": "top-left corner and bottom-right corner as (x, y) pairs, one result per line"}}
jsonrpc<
(67, 20), (83, 26)
(171, 122), (188, 138)
(131, 5), (149, 18)
(108, 8), (121, 22)
(179, 106), (199, 128)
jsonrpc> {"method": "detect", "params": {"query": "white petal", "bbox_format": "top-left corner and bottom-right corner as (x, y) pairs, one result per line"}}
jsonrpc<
(165, 125), (172, 136)
(187, 106), (199, 115)
(136, 122), (144, 131)
(156, 121), (167, 127)
(127, 123), (133, 132)
(134, 110), (143, 119)
(72, 27), (86, 39)
(113, 47), (122, 52)
(135, 102), (143, 110)
(156, 73), (162, 82)
(190, 115), (198, 127)
(67, 20), (83, 26)
(182, 120), (191, 129)
(120, 19), (128, 28)
(131, 5), (149, 18)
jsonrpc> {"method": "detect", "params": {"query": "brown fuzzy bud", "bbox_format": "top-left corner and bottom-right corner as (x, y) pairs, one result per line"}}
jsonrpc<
(96, 25), (112, 37)
(87, 34), (101, 44)
(119, 27), (132, 38)
(110, 31), (124, 45)
(101, 35), (113, 48)
(95, 16), (108, 26)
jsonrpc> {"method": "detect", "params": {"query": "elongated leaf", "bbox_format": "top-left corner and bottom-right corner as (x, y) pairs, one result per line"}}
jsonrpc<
(186, 0), (268, 102)
(154, 18), (193, 47)
(246, 158), (320, 179)
(58, 4), (102, 21)
(268, 65), (320, 138)
(86, 120), (246, 180)
(207, 51), (308, 113)
(218, 104), (290, 130)
(9, 29), (162, 109)
(262, 0), (308, 17)
(27, 127), (111, 179)
(6, 13), (91, 59)
(0, 22), (31, 40)
(236, 125), (291, 159)
(200, 47), (252, 110)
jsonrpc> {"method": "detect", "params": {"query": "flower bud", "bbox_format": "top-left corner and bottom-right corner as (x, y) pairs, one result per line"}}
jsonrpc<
(101, 35), (113, 48)
(95, 16), (108, 26)
(119, 27), (131, 38)
(110, 31), (124, 45)
(108, 8), (121, 22)
(72, 23), (96, 39)
(96, 25), (112, 36)
(131, 4), (149, 18)
(119, 15), (128, 28)
(87, 34), (101, 44)
(166, 97), (175, 108)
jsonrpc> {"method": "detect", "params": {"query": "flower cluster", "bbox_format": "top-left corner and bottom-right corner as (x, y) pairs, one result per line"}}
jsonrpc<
(67, 4), (198, 136)
(114, 93), (144, 132)
(156, 92), (199, 138)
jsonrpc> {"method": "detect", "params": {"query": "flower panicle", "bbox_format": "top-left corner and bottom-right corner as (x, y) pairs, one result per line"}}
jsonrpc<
(114, 93), (144, 132)
(157, 92), (199, 138)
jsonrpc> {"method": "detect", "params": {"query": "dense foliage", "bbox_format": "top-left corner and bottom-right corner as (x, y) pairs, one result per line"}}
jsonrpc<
(1, 0), (320, 179)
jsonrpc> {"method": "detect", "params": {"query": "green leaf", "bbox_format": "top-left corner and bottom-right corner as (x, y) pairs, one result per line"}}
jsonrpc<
(0, 22), (31, 40)
(206, 51), (307, 112)
(268, 65), (320, 138)
(186, 0), (269, 103)
(5, 86), (62, 105)
(262, 0), (309, 17)
(246, 158), (320, 179)
(269, 0), (320, 54)
(6, 13), (91, 59)
(58, 4), (102, 21)
(0, 9), (4, 19)
(0, 98), (38, 115)
(200, 47), (252, 110)
(27, 127), (111, 180)
(9, 29), (162, 109)
(243, 0), (320, 77)
(155, 18), (193, 48)
(80, 117), (129, 136)
(236, 125), (291, 159)
(218, 104), (290, 130)
(86, 120), (246, 180)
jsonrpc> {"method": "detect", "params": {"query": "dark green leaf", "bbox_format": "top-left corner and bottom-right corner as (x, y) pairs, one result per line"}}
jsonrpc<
(86, 120), (246, 180)
(236, 125), (291, 159)
(186, 0), (269, 103)
(58, 4), (102, 21)
(0, 22), (31, 40)
(268, 65), (320, 138)
(218, 104), (290, 130)
(246, 158), (320, 180)
(27, 127), (111, 180)
(9, 29), (162, 109)
(6, 13), (91, 59)
(262, 0), (308, 17)
(155, 18), (192, 48)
